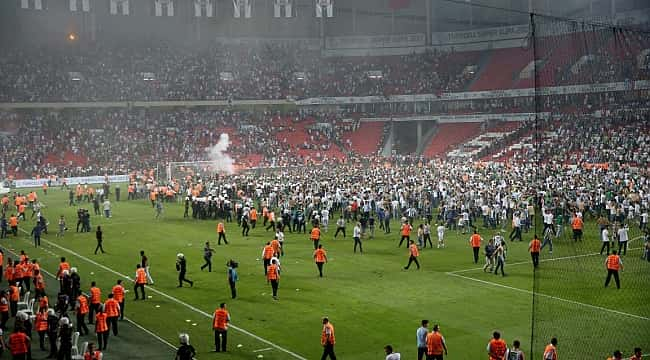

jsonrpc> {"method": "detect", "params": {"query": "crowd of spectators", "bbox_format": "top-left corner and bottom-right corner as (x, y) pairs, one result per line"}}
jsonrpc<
(0, 108), (360, 179)
(0, 44), (481, 102)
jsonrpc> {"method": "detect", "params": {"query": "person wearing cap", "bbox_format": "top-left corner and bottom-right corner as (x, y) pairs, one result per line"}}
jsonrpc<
(175, 333), (196, 360)
(176, 253), (194, 288)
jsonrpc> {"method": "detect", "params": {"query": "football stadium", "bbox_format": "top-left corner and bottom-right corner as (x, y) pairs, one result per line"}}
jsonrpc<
(0, 0), (649, 359)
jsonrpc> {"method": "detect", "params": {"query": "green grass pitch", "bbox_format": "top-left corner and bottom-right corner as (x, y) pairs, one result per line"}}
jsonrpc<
(3, 185), (649, 359)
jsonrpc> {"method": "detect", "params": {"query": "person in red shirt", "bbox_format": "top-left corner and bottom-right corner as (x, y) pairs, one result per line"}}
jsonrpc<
(630, 347), (643, 360)
(404, 240), (420, 270)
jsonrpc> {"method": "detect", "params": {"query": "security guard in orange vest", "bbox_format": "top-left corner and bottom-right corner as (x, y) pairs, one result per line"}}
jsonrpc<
(88, 282), (102, 324)
(313, 244), (328, 278)
(35, 307), (49, 350)
(604, 250), (623, 289)
(134, 264), (147, 300)
(75, 294), (90, 336)
(112, 279), (125, 320)
(487, 331), (507, 360)
(104, 293), (121, 336)
(267, 259), (280, 300)
(321, 317), (336, 360)
(8, 326), (30, 360)
(404, 240), (420, 270)
(212, 303), (230, 352)
(528, 235), (542, 268)
(95, 305), (109, 351)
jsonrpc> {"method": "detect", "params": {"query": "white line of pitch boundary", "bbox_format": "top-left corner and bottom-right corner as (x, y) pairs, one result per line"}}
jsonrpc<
(449, 236), (646, 274)
(123, 317), (180, 351)
(446, 272), (650, 322)
(3, 246), (182, 357)
(18, 229), (308, 360)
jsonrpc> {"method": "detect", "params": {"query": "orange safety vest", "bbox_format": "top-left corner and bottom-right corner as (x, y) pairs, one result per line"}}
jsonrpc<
(543, 344), (557, 360)
(409, 243), (419, 257)
(104, 299), (120, 317)
(58, 262), (70, 277)
(267, 264), (279, 281)
(9, 216), (18, 227)
(24, 262), (33, 277)
(470, 234), (482, 247)
(213, 308), (229, 330)
(95, 313), (108, 333)
(426, 331), (445, 355)
(4, 266), (13, 282)
(112, 285), (125, 302)
(9, 285), (19, 302)
(401, 224), (411, 236)
(217, 223), (225, 233)
(136, 268), (147, 284)
(530, 239), (541, 253)
(321, 323), (335, 345)
(0, 297), (9, 312)
(36, 312), (49, 331)
(0, 253), (3, 266)
(314, 248), (327, 263)
(572, 217), (583, 230)
(250, 209), (258, 220)
(13, 264), (24, 279)
(311, 228), (321, 241)
(606, 255), (621, 271)
(77, 295), (89, 315)
(9, 331), (29, 355)
(263, 245), (274, 260)
(488, 338), (507, 360)
(90, 287), (101, 304)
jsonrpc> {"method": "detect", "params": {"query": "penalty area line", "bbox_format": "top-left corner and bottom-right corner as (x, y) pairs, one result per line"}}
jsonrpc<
(446, 272), (650, 322)
(18, 229), (308, 360)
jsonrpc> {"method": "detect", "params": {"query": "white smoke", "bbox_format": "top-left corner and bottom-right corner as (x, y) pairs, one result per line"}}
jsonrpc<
(206, 133), (234, 175)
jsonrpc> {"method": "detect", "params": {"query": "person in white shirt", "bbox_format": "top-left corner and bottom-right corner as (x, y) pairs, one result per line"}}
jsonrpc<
(275, 229), (285, 256)
(543, 209), (554, 236)
(321, 209), (329, 232)
(600, 225), (610, 255)
(384, 345), (401, 360)
(617, 224), (629, 255)
(353, 223), (362, 253)
(436, 224), (445, 248)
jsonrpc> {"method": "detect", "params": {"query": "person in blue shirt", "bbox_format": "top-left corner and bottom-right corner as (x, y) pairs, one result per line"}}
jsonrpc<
(227, 260), (238, 299)
(416, 320), (429, 360)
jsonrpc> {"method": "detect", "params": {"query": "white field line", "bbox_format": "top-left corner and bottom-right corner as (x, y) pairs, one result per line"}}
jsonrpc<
(3, 246), (182, 356)
(446, 272), (650, 322)
(17, 229), (308, 360)
(449, 236), (645, 274)
(253, 347), (273, 352)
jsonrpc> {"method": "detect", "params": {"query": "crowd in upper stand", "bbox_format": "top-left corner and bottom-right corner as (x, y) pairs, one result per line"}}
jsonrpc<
(1, 31), (648, 103)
